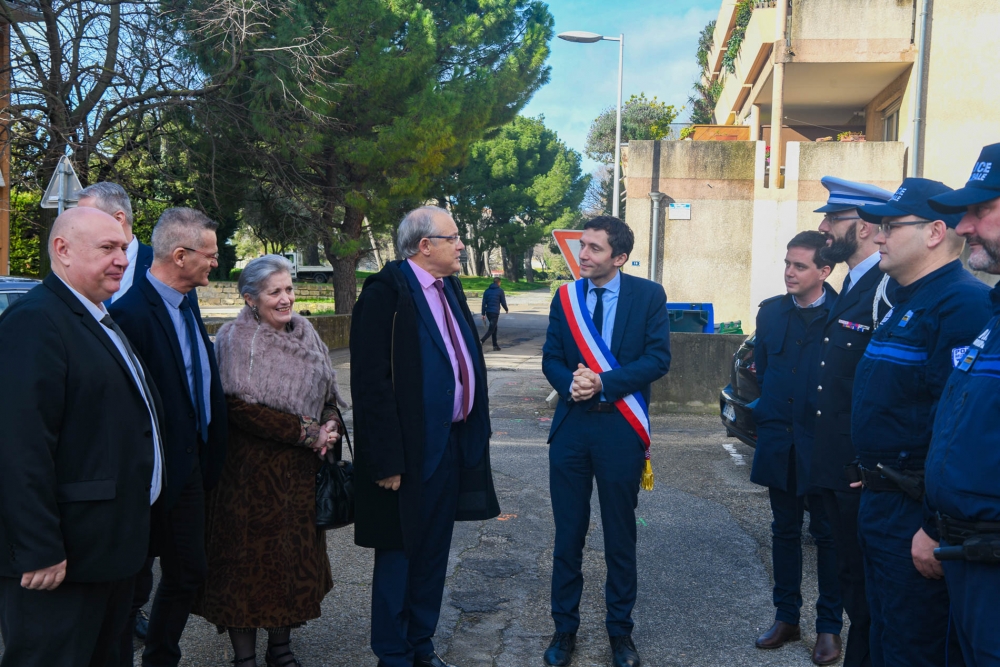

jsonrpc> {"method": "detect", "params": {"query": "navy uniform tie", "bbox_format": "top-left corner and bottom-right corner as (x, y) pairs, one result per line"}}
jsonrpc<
(592, 287), (607, 337)
(842, 273), (852, 293)
(179, 294), (209, 442)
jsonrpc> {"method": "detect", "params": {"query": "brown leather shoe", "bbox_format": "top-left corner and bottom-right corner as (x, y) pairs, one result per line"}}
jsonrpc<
(811, 633), (842, 665)
(755, 621), (801, 649)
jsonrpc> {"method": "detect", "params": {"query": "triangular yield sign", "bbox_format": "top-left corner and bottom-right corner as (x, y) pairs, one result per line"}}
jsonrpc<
(41, 155), (84, 209)
(551, 229), (584, 280)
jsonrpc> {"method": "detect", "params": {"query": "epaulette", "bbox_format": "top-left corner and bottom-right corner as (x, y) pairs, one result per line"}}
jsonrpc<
(758, 294), (784, 308)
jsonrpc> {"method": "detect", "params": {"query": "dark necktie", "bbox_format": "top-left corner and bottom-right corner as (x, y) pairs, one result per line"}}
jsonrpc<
(433, 279), (473, 421)
(592, 287), (607, 337)
(179, 294), (209, 442)
(842, 273), (852, 293)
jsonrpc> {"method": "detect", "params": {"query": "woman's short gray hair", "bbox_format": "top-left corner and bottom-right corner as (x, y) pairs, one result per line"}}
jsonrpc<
(396, 206), (450, 258)
(78, 182), (134, 228)
(238, 254), (293, 301)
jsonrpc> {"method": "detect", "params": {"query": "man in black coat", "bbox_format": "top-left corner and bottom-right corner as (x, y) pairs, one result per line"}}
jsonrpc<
(351, 206), (500, 667)
(0, 207), (163, 667)
(110, 208), (227, 667)
(479, 277), (508, 350)
(809, 176), (893, 667)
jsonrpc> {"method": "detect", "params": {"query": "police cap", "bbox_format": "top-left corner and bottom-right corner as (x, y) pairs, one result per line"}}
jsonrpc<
(857, 178), (964, 228)
(814, 176), (893, 213)
(928, 143), (1000, 213)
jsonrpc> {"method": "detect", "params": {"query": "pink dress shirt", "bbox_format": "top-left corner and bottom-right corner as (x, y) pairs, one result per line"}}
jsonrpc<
(407, 259), (476, 421)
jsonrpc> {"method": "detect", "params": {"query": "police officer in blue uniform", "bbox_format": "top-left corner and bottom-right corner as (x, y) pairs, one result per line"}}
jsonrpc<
(751, 231), (843, 665)
(811, 176), (894, 667)
(924, 143), (1000, 667)
(851, 178), (993, 667)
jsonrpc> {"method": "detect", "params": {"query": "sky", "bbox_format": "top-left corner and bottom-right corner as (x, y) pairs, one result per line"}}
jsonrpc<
(521, 0), (720, 175)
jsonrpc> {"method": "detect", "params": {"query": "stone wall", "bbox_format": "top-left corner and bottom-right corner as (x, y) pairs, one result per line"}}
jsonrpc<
(197, 281), (337, 306)
(205, 314), (351, 350)
(649, 332), (746, 414)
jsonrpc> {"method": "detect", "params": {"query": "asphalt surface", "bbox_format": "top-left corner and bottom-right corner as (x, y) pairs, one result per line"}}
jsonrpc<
(2, 288), (842, 666)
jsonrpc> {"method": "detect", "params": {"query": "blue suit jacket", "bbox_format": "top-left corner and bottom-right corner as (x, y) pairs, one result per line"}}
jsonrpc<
(399, 261), (490, 479)
(110, 277), (228, 510)
(542, 272), (671, 443)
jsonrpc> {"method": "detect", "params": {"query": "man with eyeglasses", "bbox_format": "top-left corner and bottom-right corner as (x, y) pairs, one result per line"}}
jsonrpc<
(849, 178), (992, 667)
(110, 207), (229, 667)
(922, 143), (1000, 667)
(809, 176), (892, 667)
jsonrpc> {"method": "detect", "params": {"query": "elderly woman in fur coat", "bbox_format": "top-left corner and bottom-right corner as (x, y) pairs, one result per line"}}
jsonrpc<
(193, 254), (344, 667)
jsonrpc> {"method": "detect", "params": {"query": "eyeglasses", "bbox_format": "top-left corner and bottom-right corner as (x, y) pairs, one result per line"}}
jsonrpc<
(182, 247), (221, 261)
(823, 215), (862, 223)
(425, 235), (461, 244)
(877, 220), (932, 236)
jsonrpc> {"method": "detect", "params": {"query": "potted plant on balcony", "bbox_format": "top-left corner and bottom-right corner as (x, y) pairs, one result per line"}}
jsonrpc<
(837, 131), (866, 142)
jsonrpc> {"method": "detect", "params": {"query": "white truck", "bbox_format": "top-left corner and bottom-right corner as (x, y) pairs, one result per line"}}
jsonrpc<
(283, 252), (335, 283)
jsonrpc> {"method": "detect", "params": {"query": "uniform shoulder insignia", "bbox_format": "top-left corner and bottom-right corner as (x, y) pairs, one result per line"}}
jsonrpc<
(758, 294), (784, 308)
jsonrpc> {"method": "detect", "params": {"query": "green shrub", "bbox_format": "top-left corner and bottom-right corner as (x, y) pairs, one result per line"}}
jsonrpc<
(229, 268), (243, 281)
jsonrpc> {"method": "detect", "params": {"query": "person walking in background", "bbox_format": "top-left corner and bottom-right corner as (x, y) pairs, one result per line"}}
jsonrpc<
(110, 208), (229, 667)
(541, 216), (670, 667)
(850, 179), (992, 667)
(351, 206), (500, 667)
(480, 277), (508, 350)
(0, 207), (162, 667)
(193, 254), (343, 667)
(810, 176), (893, 667)
(750, 231), (843, 665)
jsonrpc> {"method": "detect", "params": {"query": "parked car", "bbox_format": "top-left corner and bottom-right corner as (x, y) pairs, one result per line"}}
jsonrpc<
(0, 276), (41, 316)
(719, 332), (758, 448)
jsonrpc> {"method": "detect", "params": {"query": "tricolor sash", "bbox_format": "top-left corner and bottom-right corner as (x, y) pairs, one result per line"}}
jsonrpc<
(558, 279), (655, 490)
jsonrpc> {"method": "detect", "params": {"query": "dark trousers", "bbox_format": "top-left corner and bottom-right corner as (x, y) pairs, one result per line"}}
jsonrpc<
(119, 558), (155, 666)
(371, 429), (461, 667)
(820, 489), (871, 667)
(549, 407), (645, 638)
(942, 549), (1000, 667)
(766, 483), (842, 634)
(858, 491), (963, 667)
(0, 574), (133, 667)
(140, 463), (207, 667)
(480, 313), (499, 348)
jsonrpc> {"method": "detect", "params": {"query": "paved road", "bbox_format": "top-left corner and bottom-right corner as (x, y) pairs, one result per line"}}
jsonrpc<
(3, 287), (842, 666)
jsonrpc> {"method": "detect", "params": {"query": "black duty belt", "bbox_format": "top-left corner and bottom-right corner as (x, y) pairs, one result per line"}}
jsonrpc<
(858, 463), (925, 501)
(934, 513), (1000, 563)
(937, 513), (1000, 544)
(587, 402), (616, 413)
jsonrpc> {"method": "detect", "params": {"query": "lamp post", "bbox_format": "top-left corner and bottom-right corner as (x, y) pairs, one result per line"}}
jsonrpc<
(558, 30), (624, 218)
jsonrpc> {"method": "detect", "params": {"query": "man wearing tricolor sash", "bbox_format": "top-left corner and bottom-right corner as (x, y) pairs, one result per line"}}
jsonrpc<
(541, 216), (671, 667)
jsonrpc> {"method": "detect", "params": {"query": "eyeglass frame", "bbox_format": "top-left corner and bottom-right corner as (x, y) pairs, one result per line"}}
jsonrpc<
(424, 235), (461, 244)
(181, 246), (221, 261)
(876, 219), (934, 236)
(822, 214), (863, 224)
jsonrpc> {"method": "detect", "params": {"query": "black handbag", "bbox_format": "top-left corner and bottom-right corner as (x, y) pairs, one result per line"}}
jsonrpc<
(316, 408), (355, 530)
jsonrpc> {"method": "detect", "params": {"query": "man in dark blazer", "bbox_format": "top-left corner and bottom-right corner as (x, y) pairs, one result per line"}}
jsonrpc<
(351, 206), (500, 667)
(110, 208), (227, 667)
(0, 207), (162, 667)
(541, 216), (671, 667)
(78, 182), (153, 305)
(809, 177), (893, 667)
(750, 231), (842, 664)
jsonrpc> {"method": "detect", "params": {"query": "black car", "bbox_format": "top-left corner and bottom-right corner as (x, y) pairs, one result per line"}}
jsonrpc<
(719, 332), (758, 448)
(0, 276), (41, 316)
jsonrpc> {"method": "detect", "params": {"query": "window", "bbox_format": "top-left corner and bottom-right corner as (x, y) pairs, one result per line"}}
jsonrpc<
(882, 99), (902, 142)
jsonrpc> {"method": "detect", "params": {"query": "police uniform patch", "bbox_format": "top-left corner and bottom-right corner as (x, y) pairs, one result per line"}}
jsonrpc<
(898, 310), (915, 327)
(973, 328), (991, 349)
(880, 307), (895, 327)
(953, 346), (970, 368)
(957, 347), (980, 372)
(839, 319), (870, 332)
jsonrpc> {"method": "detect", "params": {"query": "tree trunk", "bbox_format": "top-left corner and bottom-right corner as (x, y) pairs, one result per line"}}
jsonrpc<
(500, 246), (514, 282)
(304, 243), (320, 265)
(322, 203), (364, 315)
(524, 248), (534, 283)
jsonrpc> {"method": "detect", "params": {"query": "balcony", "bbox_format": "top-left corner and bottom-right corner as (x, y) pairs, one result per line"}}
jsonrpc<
(714, 5), (776, 125)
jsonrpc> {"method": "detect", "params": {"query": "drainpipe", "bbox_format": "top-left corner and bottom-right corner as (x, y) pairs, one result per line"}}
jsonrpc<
(770, 0), (789, 188)
(910, 0), (931, 177)
(648, 192), (665, 283)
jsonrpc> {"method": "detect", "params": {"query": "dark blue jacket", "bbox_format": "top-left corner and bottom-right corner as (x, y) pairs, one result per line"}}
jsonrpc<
(751, 285), (836, 495)
(926, 284), (1000, 525)
(542, 273), (671, 443)
(810, 265), (893, 491)
(110, 278), (228, 511)
(481, 283), (508, 315)
(851, 260), (991, 537)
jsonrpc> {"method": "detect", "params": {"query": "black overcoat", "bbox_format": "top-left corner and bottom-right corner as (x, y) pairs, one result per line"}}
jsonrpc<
(350, 261), (500, 556)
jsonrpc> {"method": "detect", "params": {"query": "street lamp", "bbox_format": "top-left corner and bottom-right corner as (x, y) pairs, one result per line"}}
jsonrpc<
(558, 31), (624, 218)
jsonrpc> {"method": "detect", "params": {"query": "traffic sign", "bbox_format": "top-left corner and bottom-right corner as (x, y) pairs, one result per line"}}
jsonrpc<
(552, 229), (584, 280)
(41, 155), (84, 212)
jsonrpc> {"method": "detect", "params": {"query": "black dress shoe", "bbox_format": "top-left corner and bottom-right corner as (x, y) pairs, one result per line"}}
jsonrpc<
(133, 609), (149, 640)
(755, 620), (801, 649)
(414, 652), (457, 667)
(493, 345), (501, 351)
(543, 632), (576, 666)
(610, 635), (640, 667)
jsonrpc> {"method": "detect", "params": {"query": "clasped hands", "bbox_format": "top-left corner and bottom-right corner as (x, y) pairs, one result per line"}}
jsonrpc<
(571, 363), (602, 402)
(310, 420), (341, 460)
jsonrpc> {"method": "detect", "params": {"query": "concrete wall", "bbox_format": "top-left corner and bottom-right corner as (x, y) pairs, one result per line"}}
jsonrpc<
(650, 332), (746, 414)
(624, 140), (756, 328)
(205, 314), (351, 350)
(790, 0), (914, 43)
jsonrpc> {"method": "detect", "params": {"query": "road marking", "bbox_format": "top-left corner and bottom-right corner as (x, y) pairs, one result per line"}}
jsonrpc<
(636, 517), (648, 527)
(497, 513), (517, 521)
(722, 443), (747, 466)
